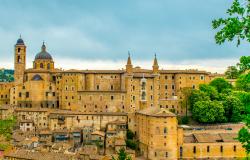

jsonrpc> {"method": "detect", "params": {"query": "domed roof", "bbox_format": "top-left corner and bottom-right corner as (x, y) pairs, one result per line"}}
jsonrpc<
(32, 74), (43, 81)
(16, 37), (25, 45)
(35, 42), (53, 60)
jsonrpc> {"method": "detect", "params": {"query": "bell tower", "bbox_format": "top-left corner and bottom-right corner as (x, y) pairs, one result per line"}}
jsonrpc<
(14, 35), (26, 83)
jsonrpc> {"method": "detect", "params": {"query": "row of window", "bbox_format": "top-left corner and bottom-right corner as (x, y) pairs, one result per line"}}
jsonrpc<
(18, 92), (56, 98)
(34, 63), (51, 69)
(191, 145), (237, 154)
(0, 94), (8, 98)
(163, 75), (205, 80)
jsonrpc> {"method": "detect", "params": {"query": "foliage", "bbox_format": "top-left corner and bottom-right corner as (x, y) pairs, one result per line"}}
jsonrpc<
(178, 116), (189, 124)
(232, 91), (250, 113)
(125, 139), (138, 150)
(0, 143), (10, 151)
(180, 87), (193, 116)
(199, 84), (219, 100)
(192, 100), (226, 123)
(236, 72), (250, 92)
(225, 66), (240, 79)
(112, 148), (132, 160)
(126, 130), (135, 140)
(126, 130), (138, 150)
(212, 0), (250, 46)
(0, 69), (14, 82)
(0, 116), (16, 141)
(237, 114), (250, 154)
(238, 56), (250, 73)
(189, 90), (210, 111)
(212, 0), (250, 154)
(209, 78), (232, 93)
(223, 96), (244, 122)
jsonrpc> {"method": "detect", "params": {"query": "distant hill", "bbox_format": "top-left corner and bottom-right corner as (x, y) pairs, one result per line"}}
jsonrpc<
(0, 69), (14, 82)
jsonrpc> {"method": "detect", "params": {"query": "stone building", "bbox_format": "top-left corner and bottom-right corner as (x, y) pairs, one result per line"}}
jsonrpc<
(0, 37), (218, 115)
(0, 37), (246, 159)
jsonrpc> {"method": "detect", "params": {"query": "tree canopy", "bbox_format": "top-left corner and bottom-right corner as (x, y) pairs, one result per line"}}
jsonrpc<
(209, 78), (232, 93)
(112, 148), (132, 160)
(212, 0), (250, 46)
(236, 72), (250, 92)
(212, 0), (250, 155)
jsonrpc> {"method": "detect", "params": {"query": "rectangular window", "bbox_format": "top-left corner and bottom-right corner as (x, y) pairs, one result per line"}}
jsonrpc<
(220, 146), (223, 152)
(207, 146), (210, 152)
(165, 85), (168, 89)
(172, 85), (175, 90)
(164, 127), (167, 134)
(97, 85), (99, 90)
(193, 146), (196, 153)
(200, 75), (205, 80)
(234, 145), (236, 152)
(192, 85), (195, 89)
(19, 92), (21, 97)
(26, 92), (29, 98)
(165, 152), (168, 157)
(111, 96), (114, 100)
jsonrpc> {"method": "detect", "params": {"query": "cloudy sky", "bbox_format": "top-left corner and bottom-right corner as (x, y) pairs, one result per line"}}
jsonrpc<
(0, 0), (249, 73)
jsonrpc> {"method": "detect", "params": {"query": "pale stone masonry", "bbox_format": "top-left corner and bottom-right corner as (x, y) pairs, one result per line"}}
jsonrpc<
(0, 37), (246, 159)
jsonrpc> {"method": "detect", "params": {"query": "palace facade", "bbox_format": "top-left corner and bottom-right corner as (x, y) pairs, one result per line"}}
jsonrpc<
(0, 37), (246, 160)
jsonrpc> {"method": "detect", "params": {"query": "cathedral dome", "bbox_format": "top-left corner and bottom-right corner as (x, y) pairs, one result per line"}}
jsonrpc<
(16, 38), (24, 45)
(35, 42), (52, 60)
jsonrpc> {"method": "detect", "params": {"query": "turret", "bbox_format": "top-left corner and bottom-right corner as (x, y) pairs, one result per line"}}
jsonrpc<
(126, 52), (133, 74)
(152, 54), (159, 74)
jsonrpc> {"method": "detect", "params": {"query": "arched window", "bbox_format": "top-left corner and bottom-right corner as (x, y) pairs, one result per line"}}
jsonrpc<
(40, 63), (44, 68)
(47, 63), (50, 69)
(17, 56), (21, 63)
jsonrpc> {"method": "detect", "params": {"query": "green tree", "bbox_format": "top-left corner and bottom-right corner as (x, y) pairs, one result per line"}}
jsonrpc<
(112, 148), (132, 160)
(180, 87), (193, 116)
(126, 130), (135, 140)
(192, 100), (226, 123)
(209, 78), (232, 93)
(232, 91), (250, 114)
(236, 72), (250, 92)
(212, 0), (250, 46)
(223, 96), (244, 122)
(225, 66), (240, 79)
(189, 90), (210, 111)
(237, 56), (250, 73)
(199, 84), (219, 100)
(237, 114), (250, 155)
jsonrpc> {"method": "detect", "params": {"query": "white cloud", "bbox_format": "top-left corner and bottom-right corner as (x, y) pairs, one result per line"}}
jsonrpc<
(1, 57), (236, 74)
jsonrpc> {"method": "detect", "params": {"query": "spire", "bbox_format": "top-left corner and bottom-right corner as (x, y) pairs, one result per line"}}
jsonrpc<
(153, 53), (158, 66)
(126, 51), (133, 73)
(153, 53), (159, 73)
(41, 41), (46, 52)
(127, 51), (132, 65)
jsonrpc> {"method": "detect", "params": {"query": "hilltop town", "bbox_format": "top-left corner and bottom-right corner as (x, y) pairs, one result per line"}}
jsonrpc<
(0, 37), (247, 159)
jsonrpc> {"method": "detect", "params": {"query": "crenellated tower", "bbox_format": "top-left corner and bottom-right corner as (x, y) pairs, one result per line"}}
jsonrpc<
(14, 36), (26, 83)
